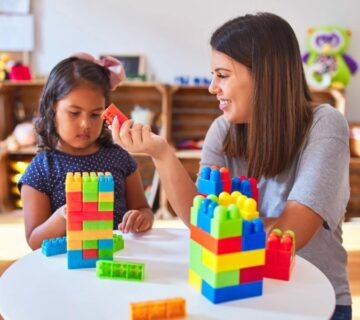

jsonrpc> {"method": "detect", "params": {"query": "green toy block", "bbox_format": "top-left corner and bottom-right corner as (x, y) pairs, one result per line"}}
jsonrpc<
(83, 220), (113, 231)
(96, 260), (145, 281)
(113, 234), (124, 252)
(82, 172), (99, 193)
(83, 240), (98, 249)
(83, 192), (98, 202)
(189, 240), (239, 288)
(98, 202), (114, 211)
(210, 204), (242, 239)
(190, 195), (204, 226)
(99, 248), (113, 259)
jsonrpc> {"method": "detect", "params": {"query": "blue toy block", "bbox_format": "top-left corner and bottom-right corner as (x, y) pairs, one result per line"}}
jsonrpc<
(41, 236), (67, 256)
(242, 218), (266, 251)
(197, 167), (223, 196)
(197, 198), (218, 233)
(201, 279), (263, 303)
(98, 173), (114, 192)
(67, 250), (111, 269)
(231, 177), (253, 198)
(98, 239), (114, 250)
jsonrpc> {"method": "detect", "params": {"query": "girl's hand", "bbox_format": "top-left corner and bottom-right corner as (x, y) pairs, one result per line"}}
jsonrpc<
(118, 209), (154, 233)
(54, 204), (67, 220)
(111, 117), (168, 160)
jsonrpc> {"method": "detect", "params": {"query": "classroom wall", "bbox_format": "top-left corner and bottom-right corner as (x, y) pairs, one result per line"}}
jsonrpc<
(32, 0), (360, 120)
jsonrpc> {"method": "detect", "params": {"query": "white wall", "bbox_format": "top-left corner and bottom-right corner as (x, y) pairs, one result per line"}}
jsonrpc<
(33, 0), (360, 120)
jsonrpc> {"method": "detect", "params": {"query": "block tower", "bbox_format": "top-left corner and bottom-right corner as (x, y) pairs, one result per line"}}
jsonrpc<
(66, 172), (114, 269)
(189, 166), (266, 303)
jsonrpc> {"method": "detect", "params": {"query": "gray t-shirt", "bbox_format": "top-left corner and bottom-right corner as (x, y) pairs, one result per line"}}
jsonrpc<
(200, 104), (351, 306)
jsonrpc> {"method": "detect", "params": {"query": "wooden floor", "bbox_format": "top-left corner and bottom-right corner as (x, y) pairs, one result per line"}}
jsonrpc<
(0, 211), (359, 319)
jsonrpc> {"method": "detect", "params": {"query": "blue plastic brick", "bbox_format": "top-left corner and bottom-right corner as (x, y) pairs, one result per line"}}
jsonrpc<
(197, 167), (223, 196)
(201, 279), (263, 303)
(98, 239), (114, 250)
(242, 218), (266, 251)
(231, 177), (253, 198)
(67, 250), (112, 269)
(98, 174), (114, 192)
(42, 236), (67, 256)
(197, 198), (217, 233)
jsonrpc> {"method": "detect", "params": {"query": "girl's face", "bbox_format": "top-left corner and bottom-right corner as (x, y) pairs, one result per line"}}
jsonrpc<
(54, 85), (105, 155)
(208, 49), (253, 123)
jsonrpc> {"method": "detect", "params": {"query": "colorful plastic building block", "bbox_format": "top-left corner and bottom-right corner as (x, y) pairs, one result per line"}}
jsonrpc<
(100, 103), (128, 126)
(112, 234), (124, 252)
(66, 172), (114, 269)
(264, 229), (296, 281)
(130, 297), (186, 320)
(96, 260), (145, 281)
(41, 236), (67, 256)
(189, 168), (265, 303)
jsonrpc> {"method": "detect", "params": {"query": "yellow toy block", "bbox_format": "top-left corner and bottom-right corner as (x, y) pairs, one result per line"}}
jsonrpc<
(189, 268), (202, 292)
(98, 192), (114, 202)
(241, 198), (259, 221)
(65, 172), (82, 192)
(67, 239), (82, 250)
(67, 229), (113, 241)
(202, 247), (265, 272)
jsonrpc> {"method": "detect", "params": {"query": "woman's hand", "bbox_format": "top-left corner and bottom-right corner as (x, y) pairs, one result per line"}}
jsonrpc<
(118, 209), (154, 233)
(111, 116), (168, 160)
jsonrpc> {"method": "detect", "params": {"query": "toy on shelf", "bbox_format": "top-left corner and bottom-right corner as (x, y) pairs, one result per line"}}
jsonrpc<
(9, 62), (32, 81)
(0, 53), (11, 81)
(189, 166), (265, 304)
(41, 236), (67, 256)
(303, 26), (358, 89)
(101, 103), (128, 126)
(66, 172), (115, 269)
(96, 260), (144, 281)
(264, 229), (296, 281)
(130, 297), (186, 320)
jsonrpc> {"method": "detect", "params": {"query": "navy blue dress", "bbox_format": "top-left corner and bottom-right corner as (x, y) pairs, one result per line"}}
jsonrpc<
(18, 145), (137, 228)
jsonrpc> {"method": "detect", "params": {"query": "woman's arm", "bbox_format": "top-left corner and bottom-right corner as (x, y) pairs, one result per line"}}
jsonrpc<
(112, 118), (197, 227)
(22, 184), (66, 250)
(262, 200), (324, 251)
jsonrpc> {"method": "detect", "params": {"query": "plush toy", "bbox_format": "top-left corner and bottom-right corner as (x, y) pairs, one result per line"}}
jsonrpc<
(0, 53), (11, 81)
(0, 122), (36, 152)
(303, 26), (358, 89)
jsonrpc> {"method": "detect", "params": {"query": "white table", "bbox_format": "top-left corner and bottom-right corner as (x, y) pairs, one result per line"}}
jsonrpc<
(0, 228), (335, 320)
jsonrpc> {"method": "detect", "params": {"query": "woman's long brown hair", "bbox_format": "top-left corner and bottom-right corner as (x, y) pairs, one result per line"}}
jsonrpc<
(210, 12), (313, 179)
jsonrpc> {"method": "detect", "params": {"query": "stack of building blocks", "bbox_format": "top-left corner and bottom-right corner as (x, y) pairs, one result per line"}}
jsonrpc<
(96, 260), (144, 281)
(189, 166), (265, 303)
(41, 236), (67, 256)
(66, 172), (115, 269)
(100, 103), (128, 126)
(130, 297), (186, 320)
(264, 229), (296, 281)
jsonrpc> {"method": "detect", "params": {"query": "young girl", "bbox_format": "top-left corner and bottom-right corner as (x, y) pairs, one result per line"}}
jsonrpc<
(110, 13), (351, 320)
(19, 54), (154, 251)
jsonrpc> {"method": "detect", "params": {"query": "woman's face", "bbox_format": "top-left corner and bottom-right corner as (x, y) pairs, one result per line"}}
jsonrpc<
(209, 49), (253, 124)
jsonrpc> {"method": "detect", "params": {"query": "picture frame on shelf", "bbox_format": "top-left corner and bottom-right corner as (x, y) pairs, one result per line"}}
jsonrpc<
(100, 54), (146, 81)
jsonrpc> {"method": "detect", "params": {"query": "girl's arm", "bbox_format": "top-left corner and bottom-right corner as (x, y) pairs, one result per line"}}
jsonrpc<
(262, 200), (324, 251)
(22, 185), (66, 250)
(111, 117), (196, 227)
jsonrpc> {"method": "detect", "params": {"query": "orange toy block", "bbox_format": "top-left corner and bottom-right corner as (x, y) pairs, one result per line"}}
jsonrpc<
(101, 103), (128, 126)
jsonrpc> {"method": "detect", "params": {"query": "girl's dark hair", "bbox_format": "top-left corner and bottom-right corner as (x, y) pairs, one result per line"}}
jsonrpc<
(210, 12), (313, 179)
(35, 57), (113, 150)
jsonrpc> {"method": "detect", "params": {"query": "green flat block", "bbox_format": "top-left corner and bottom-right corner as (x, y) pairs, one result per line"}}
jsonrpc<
(98, 202), (114, 211)
(83, 220), (113, 231)
(189, 240), (239, 288)
(210, 204), (242, 239)
(83, 240), (98, 249)
(96, 260), (145, 281)
(99, 248), (113, 259)
(83, 192), (98, 202)
(113, 234), (124, 252)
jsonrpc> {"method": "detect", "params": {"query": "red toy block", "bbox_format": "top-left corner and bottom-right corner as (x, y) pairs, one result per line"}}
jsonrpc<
(220, 167), (231, 193)
(67, 221), (83, 231)
(248, 177), (258, 203)
(83, 202), (98, 212)
(190, 224), (241, 254)
(68, 211), (114, 223)
(264, 230), (295, 281)
(239, 265), (264, 284)
(83, 249), (98, 259)
(101, 103), (128, 126)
